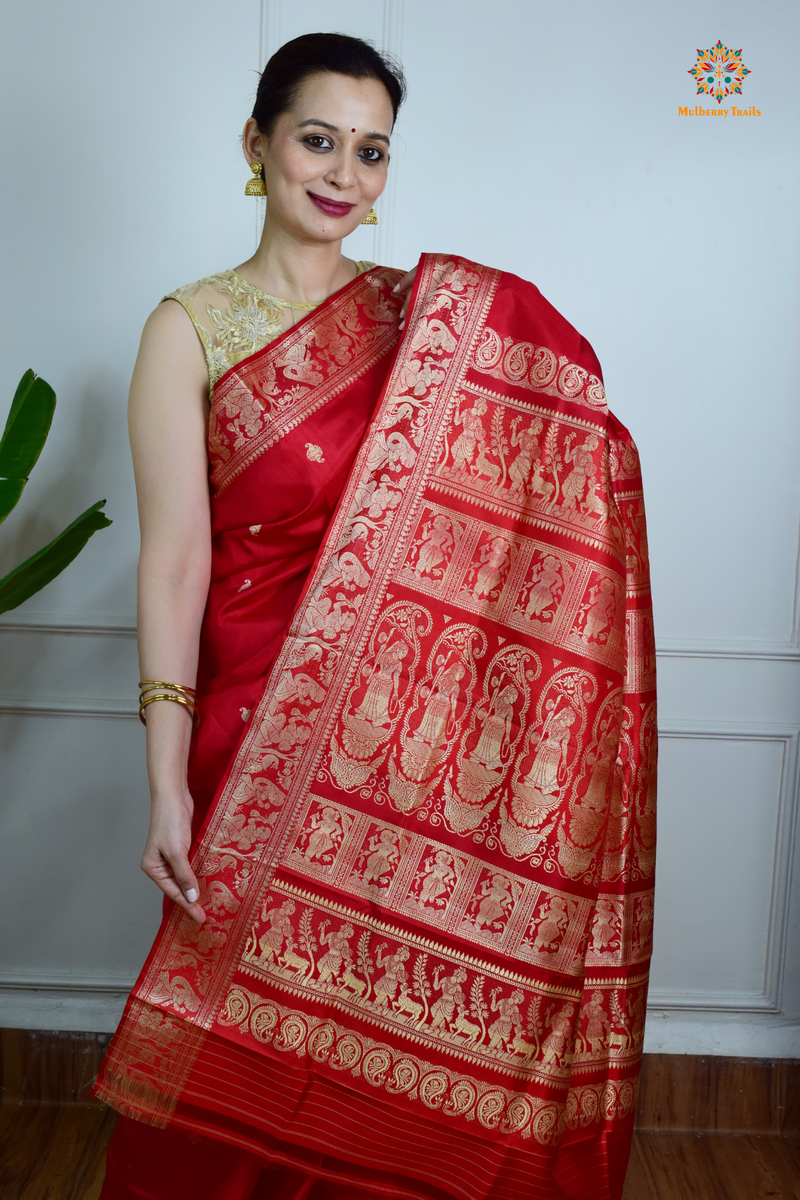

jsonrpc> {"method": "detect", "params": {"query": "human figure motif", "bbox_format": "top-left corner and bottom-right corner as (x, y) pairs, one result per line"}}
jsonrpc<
(365, 474), (403, 520)
(540, 1002), (576, 1069)
(430, 966), (468, 1031)
(582, 990), (608, 1053)
(413, 514), (454, 577)
(355, 638), (410, 728)
(530, 895), (570, 953)
(473, 874), (513, 931)
(524, 556), (564, 622)
(508, 417), (543, 497)
(417, 850), (456, 908)
(578, 577), (618, 644)
(303, 806), (343, 863)
(274, 670), (326, 710)
(450, 399), (488, 475)
(260, 707), (312, 752)
(471, 536), (511, 600)
(317, 921), (354, 987)
(415, 663), (464, 750)
(469, 685), (518, 771)
(373, 945), (410, 1009)
(303, 592), (358, 642)
(633, 894), (654, 952)
(522, 706), (577, 798)
(570, 727), (619, 848)
(398, 356), (445, 397)
(559, 434), (599, 513)
(360, 828), (400, 886)
(254, 898), (295, 964)
(590, 899), (620, 955)
(487, 988), (525, 1052)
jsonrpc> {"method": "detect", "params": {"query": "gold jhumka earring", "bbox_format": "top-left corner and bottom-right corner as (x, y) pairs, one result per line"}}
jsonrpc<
(245, 161), (266, 196)
(361, 208), (378, 225)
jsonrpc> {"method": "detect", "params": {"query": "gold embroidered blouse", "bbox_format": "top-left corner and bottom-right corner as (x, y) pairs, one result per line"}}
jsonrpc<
(164, 263), (376, 394)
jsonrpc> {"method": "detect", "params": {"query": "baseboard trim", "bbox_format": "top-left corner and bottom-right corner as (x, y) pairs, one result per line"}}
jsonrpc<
(0, 988), (129, 1034)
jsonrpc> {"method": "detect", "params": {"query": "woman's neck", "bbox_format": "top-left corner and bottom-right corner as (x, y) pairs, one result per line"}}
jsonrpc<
(234, 215), (356, 305)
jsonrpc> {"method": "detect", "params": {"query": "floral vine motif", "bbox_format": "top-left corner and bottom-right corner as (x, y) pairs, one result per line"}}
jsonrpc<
(386, 624), (487, 812)
(443, 645), (540, 835)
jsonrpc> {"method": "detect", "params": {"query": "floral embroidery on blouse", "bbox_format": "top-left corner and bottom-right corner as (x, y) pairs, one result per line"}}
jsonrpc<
(164, 263), (376, 394)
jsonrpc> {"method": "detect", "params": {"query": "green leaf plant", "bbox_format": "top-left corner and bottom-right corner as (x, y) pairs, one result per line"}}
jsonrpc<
(0, 370), (112, 614)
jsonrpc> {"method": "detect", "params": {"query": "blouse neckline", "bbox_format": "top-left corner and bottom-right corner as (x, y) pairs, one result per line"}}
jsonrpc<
(228, 259), (371, 312)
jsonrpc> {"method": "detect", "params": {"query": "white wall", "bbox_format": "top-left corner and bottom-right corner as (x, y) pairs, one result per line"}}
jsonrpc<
(1, 0), (798, 1056)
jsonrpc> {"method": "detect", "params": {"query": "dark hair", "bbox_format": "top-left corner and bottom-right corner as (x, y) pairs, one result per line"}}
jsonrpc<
(252, 32), (406, 135)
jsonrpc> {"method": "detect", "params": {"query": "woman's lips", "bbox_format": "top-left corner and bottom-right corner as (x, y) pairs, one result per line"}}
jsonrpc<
(307, 191), (355, 217)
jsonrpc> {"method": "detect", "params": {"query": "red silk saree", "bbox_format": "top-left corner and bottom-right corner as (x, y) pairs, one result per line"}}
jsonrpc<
(96, 255), (656, 1200)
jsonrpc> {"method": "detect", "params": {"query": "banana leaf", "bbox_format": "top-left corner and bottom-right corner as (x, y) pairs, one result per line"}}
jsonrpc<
(0, 370), (57, 524)
(0, 500), (112, 614)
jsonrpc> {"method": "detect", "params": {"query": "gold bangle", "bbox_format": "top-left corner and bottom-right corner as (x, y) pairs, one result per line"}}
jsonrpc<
(138, 692), (200, 729)
(139, 679), (197, 699)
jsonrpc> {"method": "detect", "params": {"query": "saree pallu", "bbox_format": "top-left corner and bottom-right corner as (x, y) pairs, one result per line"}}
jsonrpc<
(96, 255), (657, 1200)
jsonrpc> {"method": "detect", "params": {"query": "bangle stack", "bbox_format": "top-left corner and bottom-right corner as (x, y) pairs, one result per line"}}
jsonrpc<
(138, 680), (199, 729)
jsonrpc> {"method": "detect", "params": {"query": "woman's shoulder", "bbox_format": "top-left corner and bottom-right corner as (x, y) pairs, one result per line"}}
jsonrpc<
(161, 270), (255, 392)
(163, 269), (243, 312)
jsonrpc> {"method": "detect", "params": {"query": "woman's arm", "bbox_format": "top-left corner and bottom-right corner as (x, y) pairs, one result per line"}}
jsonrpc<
(128, 300), (211, 924)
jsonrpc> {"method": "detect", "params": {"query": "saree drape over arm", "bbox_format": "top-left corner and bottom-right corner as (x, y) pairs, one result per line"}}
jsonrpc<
(95, 255), (656, 1200)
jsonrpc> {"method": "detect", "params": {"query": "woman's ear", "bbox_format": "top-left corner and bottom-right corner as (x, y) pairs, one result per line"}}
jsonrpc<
(241, 117), (264, 166)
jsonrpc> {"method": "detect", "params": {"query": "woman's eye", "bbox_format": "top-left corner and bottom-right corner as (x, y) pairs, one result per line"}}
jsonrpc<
(304, 135), (333, 150)
(359, 146), (385, 164)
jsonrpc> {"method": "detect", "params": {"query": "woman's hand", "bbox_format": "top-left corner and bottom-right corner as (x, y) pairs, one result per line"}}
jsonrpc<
(141, 788), (206, 923)
(392, 267), (418, 330)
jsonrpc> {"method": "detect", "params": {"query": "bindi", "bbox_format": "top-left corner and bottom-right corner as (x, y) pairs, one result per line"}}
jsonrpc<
(351, 128), (356, 132)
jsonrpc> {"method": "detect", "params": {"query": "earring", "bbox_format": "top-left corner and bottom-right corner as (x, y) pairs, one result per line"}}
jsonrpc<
(361, 208), (378, 226)
(245, 161), (266, 197)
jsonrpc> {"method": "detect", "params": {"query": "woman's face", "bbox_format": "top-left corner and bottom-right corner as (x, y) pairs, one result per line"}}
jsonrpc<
(248, 71), (393, 243)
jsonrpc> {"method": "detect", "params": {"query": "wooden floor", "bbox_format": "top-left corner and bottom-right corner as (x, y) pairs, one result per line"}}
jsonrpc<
(1, 1031), (798, 1199)
(0, 1101), (117, 1200)
(623, 1132), (800, 1199)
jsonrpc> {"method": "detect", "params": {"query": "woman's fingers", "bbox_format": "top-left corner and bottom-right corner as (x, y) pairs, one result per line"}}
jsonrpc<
(392, 268), (417, 295)
(392, 267), (418, 329)
(142, 843), (206, 923)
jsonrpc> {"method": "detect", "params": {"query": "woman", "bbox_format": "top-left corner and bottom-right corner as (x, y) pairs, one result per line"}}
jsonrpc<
(95, 32), (656, 1200)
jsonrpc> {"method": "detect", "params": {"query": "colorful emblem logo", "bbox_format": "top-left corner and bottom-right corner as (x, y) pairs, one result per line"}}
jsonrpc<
(688, 40), (751, 105)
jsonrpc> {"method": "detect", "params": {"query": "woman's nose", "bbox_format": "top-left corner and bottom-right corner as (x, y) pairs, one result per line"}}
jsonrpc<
(325, 151), (356, 190)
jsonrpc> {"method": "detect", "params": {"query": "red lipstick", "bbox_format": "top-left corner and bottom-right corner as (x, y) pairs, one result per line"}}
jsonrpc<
(308, 192), (355, 217)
